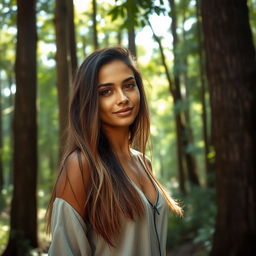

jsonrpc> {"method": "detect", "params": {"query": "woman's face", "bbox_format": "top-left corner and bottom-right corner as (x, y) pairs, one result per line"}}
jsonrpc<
(97, 60), (140, 130)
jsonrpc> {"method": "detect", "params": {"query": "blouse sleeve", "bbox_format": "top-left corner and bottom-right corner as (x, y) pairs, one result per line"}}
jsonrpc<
(48, 198), (92, 256)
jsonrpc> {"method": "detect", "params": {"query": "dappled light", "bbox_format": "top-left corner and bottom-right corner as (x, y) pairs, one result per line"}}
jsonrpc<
(0, 0), (256, 255)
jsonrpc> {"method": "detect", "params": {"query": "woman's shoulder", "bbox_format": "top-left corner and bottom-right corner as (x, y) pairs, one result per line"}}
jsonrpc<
(130, 148), (152, 173)
(55, 150), (90, 219)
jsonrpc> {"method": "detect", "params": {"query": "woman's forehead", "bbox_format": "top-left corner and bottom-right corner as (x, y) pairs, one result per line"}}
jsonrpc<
(98, 60), (134, 84)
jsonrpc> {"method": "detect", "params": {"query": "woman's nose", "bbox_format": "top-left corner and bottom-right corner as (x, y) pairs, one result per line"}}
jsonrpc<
(117, 89), (129, 105)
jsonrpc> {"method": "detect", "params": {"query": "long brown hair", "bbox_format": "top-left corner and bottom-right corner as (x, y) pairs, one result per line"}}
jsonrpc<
(47, 47), (182, 247)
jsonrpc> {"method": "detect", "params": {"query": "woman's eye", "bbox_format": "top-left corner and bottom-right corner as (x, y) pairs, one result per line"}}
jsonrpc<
(99, 88), (112, 96)
(124, 83), (135, 89)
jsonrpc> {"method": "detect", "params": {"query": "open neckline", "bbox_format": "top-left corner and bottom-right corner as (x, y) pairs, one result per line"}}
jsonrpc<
(128, 150), (159, 207)
(130, 178), (159, 207)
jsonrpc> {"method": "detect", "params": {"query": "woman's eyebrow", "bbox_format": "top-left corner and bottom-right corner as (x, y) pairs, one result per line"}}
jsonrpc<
(97, 76), (135, 88)
(97, 82), (112, 88)
(123, 76), (135, 83)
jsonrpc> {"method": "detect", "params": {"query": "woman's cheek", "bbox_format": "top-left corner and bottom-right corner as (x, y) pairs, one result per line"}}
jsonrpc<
(99, 97), (113, 114)
(135, 89), (140, 105)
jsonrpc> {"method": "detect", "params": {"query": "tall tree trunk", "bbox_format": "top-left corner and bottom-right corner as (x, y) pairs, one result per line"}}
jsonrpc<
(67, 0), (77, 79)
(148, 20), (186, 193)
(170, 0), (200, 187)
(55, 0), (72, 159)
(174, 111), (187, 193)
(0, 73), (3, 191)
(7, 74), (14, 186)
(117, 31), (122, 45)
(173, 90), (199, 187)
(3, 0), (38, 254)
(92, 0), (98, 49)
(201, 1), (256, 255)
(81, 35), (87, 57)
(127, 4), (136, 57)
(128, 24), (136, 57)
(195, 0), (215, 187)
(181, 37), (197, 183)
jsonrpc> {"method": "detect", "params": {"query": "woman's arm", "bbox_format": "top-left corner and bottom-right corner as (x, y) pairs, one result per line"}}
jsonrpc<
(56, 151), (90, 218)
(49, 151), (92, 255)
(48, 198), (92, 256)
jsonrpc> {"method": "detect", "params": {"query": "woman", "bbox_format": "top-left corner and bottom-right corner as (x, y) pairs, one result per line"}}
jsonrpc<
(47, 47), (182, 256)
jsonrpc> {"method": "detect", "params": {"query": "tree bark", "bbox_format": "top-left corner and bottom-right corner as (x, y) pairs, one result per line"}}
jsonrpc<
(92, 0), (98, 49)
(174, 110), (186, 193)
(7, 74), (14, 186)
(117, 31), (122, 45)
(55, 0), (72, 159)
(169, 0), (200, 187)
(148, 20), (187, 193)
(67, 0), (78, 79)
(0, 73), (3, 191)
(127, 4), (137, 57)
(3, 0), (38, 254)
(181, 28), (198, 187)
(81, 35), (87, 57)
(128, 24), (136, 58)
(195, 0), (215, 187)
(201, 1), (256, 255)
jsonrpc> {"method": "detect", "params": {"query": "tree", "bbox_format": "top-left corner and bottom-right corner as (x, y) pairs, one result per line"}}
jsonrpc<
(92, 0), (99, 49)
(127, 2), (137, 57)
(169, 0), (199, 188)
(0, 75), (3, 192)
(201, 0), (256, 255)
(67, 0), (78, 79)
(3, 0), (38, 254)
(195, 0), (214, 186)
(54, 0), (75, 158)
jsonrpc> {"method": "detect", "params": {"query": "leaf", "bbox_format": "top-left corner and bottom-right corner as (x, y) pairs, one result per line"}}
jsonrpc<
(108, 6), (120, 21)
(140, 19), (146, 27)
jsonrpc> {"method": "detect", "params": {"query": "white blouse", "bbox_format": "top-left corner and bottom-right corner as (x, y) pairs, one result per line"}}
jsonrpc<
(48, 152), (170, 256)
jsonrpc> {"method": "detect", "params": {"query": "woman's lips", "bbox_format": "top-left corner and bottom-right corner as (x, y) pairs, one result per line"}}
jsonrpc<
(113, 107), (134, 116)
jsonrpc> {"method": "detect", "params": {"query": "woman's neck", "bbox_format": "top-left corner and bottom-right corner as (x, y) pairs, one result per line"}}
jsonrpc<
(101, 126), (132, 159)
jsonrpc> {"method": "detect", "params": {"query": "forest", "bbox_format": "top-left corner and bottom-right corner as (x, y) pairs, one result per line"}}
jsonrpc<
(0, 0), (256, 255)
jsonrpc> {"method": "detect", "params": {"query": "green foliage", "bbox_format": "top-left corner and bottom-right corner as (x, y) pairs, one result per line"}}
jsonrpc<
(0, 218), (9, 252)
(248, 0), (256, 46)
(0, 186), (12, 252)
(0, 186), (12, 211)
(108, 0), (166, 29)
(167, 186), (216, 252)
(0, 0), (16, 27)
(0, 0), (254, 253)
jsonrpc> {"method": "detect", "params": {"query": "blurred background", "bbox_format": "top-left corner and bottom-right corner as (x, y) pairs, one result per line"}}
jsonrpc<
(0, 0), (256, 255)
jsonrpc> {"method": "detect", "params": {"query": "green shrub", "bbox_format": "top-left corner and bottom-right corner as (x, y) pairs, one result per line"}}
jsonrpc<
(167, 186), (216, 252)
